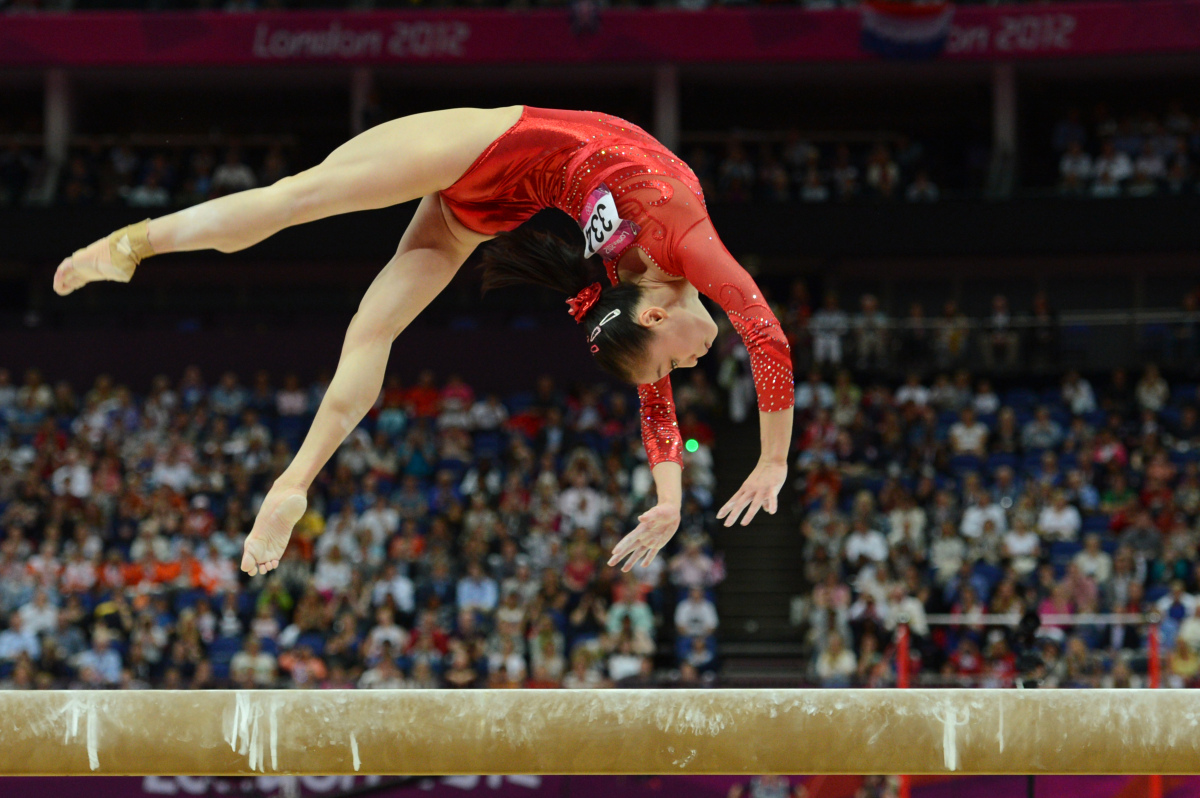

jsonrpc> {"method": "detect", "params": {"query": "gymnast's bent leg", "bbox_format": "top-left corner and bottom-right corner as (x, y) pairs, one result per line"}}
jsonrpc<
(241, 193), (492, 576)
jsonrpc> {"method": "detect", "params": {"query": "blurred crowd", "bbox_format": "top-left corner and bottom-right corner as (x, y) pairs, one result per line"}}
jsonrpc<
(0, 365), (725, 690)
(786, 359), (1200, 688)
(687, 134), (941, 204)
(745, 281), (1200, 390)
(1054, 101), (1200, 198)
(0, 138), (292, 209)
(0, 132), (944, 209)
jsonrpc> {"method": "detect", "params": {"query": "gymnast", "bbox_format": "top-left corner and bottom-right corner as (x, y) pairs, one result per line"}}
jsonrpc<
(53, 105), (794, 576)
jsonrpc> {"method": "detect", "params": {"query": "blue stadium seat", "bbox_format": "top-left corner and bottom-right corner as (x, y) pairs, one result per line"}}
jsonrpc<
(949, 454), (982, 477)
(1147, 585), (1170, 604)
(505, 392), (534, 414)
(1081, 514), (1111, 533)
(1049, 541), (1083, 571)
(1004, 389), (1038, 411)
(987, 452), (1019, 472)
(1171, 385), (1198, 405)
(295, 632), (326, 657)
(208, 636), (243, 681)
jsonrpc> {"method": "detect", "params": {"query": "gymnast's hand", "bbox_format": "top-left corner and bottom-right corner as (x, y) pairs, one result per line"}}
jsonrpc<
(608, 502), (681, 573)
(241, 482), (308, 577)
(717, 459), (785, 527)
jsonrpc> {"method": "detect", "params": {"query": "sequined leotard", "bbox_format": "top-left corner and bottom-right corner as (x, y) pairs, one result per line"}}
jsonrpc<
(441, 106), (794, 468)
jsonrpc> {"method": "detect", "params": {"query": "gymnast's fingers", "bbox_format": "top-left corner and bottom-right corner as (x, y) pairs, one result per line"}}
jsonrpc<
(740, 494), (766, 526)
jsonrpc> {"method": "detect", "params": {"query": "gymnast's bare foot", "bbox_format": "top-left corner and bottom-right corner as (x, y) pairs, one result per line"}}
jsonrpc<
(241, 484), (308, 576)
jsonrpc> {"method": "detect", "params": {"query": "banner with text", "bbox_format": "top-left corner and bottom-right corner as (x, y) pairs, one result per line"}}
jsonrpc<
(2, 2), (1200, 67)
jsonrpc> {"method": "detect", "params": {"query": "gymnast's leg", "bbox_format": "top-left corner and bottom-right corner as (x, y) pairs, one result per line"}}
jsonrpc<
(53, 105), (522, 295)
(241, 193), (492, 576)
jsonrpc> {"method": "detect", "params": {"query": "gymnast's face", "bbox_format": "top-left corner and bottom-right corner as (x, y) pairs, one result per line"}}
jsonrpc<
(632, 286), (718, 384)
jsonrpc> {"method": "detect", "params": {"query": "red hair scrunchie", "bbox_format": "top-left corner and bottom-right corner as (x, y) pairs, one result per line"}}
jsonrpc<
(566, 282), (603, 324)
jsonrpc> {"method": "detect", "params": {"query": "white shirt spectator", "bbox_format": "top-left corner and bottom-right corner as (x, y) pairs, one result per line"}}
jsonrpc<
(843, 526), (888, 564)
(558, 484), (606, 533)
(815, 646), (856, 683)
(1038, 502), (1082, 541)
(313, 556), (353, 593)
(1003, 527), (1040, 558)
(1062, 376), (1097, 415)
(51, 458), (92, 499)
(675, 595), (719, 638)
(961, 501), (1007, 539)
(358, 503), (399, 547)
(931, 533), (966, 582)
(794, 379), (834, 411)
(1059, 150), (1093, 183)
(949, 419), (989, 456)
(895, 382), (931, 407)
(212, 159), (257, 194)
(469, 398), (508, 431)
(1093, 150), (1133, 183)
(230, 649), (278, 686)
(607, 652), (644, 682)
(18, 598), (58, 638)
(152, 457), (193, 493)
(1074, 547), (1113, 584)
(365, 623), (410, 660)
(372, 572), (416, 615)
(809, 306), (850, 364)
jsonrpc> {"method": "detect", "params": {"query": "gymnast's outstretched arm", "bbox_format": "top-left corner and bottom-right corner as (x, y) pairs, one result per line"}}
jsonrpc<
(239, 195), (490, 576)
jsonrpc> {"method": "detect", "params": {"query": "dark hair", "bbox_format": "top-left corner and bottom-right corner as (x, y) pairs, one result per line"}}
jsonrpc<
(479, 227), (651, 383)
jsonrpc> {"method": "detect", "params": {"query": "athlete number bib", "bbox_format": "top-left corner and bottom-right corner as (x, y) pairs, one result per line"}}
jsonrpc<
(580, 183), (641, 261)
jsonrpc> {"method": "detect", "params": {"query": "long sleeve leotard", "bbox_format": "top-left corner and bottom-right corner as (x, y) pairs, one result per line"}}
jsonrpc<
(439, 107), (794, 468)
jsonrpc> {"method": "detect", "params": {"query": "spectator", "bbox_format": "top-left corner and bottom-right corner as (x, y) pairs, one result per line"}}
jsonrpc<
(905, 169), (939, 202)
(810, 292), (849, 366)
(675, 586), (719, 644)
(456, 560), (499, 614)
(73, 630), (121, 685)
(1022, 407), (1065, 451)
(934, 300), (970, 369)
(853, 294), (889, 371)
(1038, 490), (1082, 542)
(1136, 365), (1169, 413)
(210, 144), (257, 196)
(1092, 139), (1132, 194)
(0, 614), (40, 664)
(230, 636), (277, 687)
(982, 295), (1019, 369)
(1061, 371), (1097, 416)
(1058, 141), (1092, 195)
(814, 631), (856, 687)
(949, 408), (989, 457)
(864, 143), (899, 199)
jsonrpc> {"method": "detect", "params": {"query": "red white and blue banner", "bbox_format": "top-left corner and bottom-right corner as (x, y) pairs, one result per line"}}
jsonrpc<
(1, 1), (1200, 67)
(860, 1), (955, 60)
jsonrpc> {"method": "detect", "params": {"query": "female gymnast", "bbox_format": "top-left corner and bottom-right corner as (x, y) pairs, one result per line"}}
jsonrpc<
(54, 105), (794, 576)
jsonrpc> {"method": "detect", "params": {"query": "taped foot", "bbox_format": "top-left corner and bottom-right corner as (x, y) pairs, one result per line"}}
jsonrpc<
(54, 218), (153, 296)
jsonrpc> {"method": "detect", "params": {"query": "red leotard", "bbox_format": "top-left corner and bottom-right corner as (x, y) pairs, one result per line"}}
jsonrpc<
(442, 106), (793, 468)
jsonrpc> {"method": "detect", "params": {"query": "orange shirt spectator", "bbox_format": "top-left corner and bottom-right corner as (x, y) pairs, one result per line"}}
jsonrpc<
(278, 647), (328, 688)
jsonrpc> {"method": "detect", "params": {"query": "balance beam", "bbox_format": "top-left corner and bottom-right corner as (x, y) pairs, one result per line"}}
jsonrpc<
(0, 689), (1196, 776)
